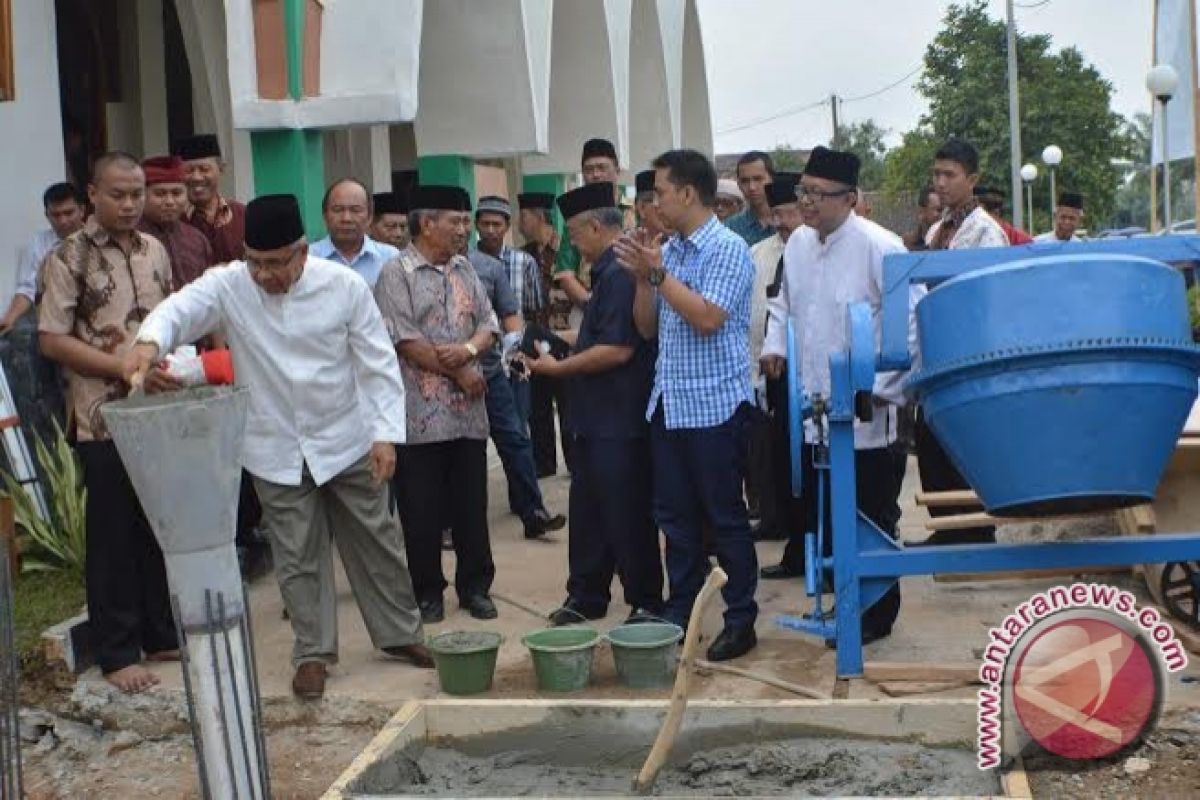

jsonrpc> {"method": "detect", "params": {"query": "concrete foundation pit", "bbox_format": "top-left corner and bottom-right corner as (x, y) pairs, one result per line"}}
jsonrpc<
(323, 699), (1009, 799)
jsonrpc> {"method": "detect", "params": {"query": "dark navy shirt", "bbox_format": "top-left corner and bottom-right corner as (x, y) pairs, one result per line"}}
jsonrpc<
(567, 247), (655, 439)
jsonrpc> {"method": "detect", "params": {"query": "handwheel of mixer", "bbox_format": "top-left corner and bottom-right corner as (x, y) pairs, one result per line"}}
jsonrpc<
(1159, 561), (1200, 630)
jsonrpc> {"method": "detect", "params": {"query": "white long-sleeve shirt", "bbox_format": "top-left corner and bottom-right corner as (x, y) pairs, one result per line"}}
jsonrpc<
(136, 257), (406, 486)
(763, 212), (922, 450)
(750, 233), (785, 377)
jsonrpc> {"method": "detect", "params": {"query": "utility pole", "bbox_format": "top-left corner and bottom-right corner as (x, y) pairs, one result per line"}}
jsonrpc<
(1006, 0), (1024, 228)
(830, 94), (840, 144)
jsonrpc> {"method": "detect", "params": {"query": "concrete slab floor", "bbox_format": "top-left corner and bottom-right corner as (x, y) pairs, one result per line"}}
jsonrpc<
(76, 455), (1200, 711)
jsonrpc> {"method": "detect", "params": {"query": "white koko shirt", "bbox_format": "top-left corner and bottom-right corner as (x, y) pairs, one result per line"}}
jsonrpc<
(136, 257), (406, 486)
(763, 212), (922, 450)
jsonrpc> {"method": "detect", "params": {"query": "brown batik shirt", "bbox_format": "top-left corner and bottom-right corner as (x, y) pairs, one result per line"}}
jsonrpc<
(522, 236), (567, 330)
(184, 195), (246, 265)
(137, 218), (214, 288)
(39, 219), (173, 441)
(373, 246), (500, 445)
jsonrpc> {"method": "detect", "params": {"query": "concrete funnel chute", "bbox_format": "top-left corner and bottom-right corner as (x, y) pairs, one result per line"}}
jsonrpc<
(101, 386), (270, 799)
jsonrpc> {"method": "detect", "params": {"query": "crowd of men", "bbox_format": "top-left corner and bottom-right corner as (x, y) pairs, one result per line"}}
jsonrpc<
(8, 127), (1087, 699)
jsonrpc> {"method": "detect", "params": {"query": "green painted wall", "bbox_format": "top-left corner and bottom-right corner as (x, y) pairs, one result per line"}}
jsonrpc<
(251, 130), (326, 238)
(283, 0), (305, 100)
(418, 155), (476, 207)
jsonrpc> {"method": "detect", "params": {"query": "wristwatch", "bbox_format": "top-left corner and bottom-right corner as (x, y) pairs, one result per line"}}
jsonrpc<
(464, 342), (479, 358)
(648, 266), (667, 287)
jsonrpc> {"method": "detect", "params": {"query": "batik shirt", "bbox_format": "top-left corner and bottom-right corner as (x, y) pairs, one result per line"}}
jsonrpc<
(39, 219), (173, 441)
(373, 246), (499, 444)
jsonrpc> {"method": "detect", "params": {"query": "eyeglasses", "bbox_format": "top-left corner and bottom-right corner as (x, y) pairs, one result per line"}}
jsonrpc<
(246, 248), (301, 273)
(795, 186), (853, 202)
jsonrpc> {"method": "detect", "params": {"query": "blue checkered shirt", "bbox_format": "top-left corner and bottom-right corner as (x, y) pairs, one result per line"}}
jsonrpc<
(647, 215), (754, 429)
(496, 244), (545, 318)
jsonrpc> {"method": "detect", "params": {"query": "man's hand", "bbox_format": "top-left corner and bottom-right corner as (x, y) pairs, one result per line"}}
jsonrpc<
(0, 316), (15, 336)
(760, 355), (785, 381)
(123, 342), (162, 391)
(526, 352), (561, 377)
(368, 441), (396, 486)
(435, 343), (472, 370)
(453, 366), (487, 398)
(614, 228), (664, 282)
(142, 367), (183, 395)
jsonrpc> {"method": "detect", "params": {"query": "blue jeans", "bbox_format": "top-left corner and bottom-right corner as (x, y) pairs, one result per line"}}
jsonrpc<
(651, 403), (758, 630)
(510, 374), (531, 436)
(486, 370), (545, 521)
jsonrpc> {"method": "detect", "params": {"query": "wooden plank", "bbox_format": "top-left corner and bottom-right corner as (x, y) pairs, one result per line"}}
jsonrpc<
(915, 490), (981, 508)
(877, 681), (971, 697)
(864, 661), (980, 684)
(923, 510), (1105, 532)
(934, 565), (1128, 583)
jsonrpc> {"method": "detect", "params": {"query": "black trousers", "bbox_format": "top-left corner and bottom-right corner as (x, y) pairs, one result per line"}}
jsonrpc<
(914, 408), (994, 540)
(529, 373), (573, 476)
(566, 436), (663, 612)
(752, 376), (799, 536)
(394, 438), (494, 602)
(78, 440), (177, 673)
(781, 444), (902, 635)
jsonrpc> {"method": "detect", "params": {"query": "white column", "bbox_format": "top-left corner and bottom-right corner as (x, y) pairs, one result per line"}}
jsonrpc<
(137, 0), (170, 155)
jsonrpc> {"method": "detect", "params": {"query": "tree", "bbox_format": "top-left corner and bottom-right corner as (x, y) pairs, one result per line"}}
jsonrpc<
(832, 120), (889, 189)
(883, 1), (1133, 228)
(769, 144), (806, 172)
(1112, 111), (1195, 229)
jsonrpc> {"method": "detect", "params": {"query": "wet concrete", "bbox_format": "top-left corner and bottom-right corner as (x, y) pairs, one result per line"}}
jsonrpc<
(349, 723), (1000, 797)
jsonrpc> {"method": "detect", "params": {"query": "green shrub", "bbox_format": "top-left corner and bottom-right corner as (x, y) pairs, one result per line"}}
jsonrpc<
(2, 421), (87, 574)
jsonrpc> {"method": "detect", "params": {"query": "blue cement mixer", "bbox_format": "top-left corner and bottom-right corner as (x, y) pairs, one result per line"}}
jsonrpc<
(777, 236), (1200, 677)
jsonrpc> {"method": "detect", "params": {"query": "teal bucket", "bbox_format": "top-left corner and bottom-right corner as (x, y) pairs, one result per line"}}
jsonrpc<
(605, 622), (683, 689)
(427, 631), (502, 696)
(521, 626), (599, 692)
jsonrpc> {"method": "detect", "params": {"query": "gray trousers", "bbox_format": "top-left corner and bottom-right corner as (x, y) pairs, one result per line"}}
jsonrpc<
(254, 454), (423, 666)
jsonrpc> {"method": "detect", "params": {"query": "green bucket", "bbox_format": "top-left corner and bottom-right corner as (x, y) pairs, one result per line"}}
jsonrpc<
(427, 631), (502, 696)
(521, 626), (599, 692)
(606, 622), (683, 689)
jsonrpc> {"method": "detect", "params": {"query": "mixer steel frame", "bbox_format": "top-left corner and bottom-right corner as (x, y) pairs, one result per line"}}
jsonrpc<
(776, 236), (1200, 677)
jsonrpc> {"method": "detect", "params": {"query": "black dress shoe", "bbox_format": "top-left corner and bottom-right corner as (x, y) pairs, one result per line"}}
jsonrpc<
(548, 599), (606, 626)
(706, 625), (757, 661)
(461, 594), (498, 620)
(624, 607), (665, 625)
(760, 564), (802, 580)
(524, 508), (567, 538)
(419, 598), (444, 624)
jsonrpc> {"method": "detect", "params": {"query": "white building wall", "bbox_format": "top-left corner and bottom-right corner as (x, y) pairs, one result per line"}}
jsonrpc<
(0, 0), (67, 304)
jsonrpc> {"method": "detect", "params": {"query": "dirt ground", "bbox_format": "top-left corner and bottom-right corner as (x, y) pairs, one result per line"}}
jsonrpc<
(14, 454), (1200, 798)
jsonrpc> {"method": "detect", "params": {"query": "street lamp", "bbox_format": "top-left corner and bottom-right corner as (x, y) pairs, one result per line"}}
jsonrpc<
(1147, 64), (1180, 232)
(1041, 145), (1062, 225)
(1020, 163), (1038, 234)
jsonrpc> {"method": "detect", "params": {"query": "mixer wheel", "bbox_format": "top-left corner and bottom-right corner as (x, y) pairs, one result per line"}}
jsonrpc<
(1158, 561), (1200, 630)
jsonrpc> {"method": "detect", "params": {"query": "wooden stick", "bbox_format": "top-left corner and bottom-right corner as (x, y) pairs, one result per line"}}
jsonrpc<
(934, 565), (1128, 583)
(489, 591), (548, 621)
(694, 659), (828, 700)
(0, 496), (17, 579)
(864, 661), (980, 684)
(915, 490), (981, 508)
(1002, 755), (1033, 799)
(633, 567), (728, 795)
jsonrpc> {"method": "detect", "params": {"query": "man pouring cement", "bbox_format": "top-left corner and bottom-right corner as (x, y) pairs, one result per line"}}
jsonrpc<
(123, 194), (432, 700)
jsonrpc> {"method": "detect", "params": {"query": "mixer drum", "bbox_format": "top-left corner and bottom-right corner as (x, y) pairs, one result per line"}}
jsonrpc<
(907, 254), (1200, 517)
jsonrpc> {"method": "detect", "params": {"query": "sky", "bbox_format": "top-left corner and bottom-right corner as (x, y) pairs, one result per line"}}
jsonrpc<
(697, 0), (1154, 155)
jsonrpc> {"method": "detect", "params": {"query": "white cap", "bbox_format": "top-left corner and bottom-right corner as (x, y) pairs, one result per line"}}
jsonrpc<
(716, 178), (744, 201)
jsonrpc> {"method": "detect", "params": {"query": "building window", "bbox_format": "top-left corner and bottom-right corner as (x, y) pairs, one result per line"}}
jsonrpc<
(0, 0), (14, 101)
